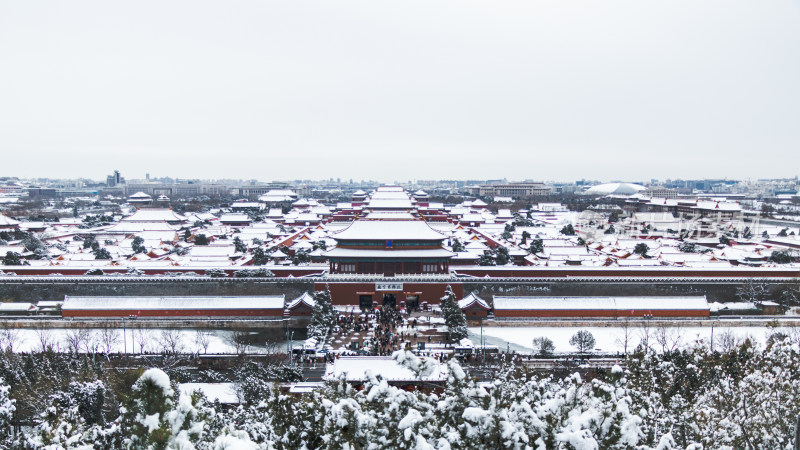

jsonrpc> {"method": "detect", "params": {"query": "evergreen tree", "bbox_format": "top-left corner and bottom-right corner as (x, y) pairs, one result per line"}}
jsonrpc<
(22, 235), (46, 255)
(440, 285), (468, 342)
(451, 238), (465, 252)
(194, 234), (210, 245)
(529, 238), (544, 254)
(68, 380), (106, 425)
(251, 247), (270, 266)
(292, 249), (310, 265)
(0, 378), (14, 446)
(770, 250), (791, 264)
(308, 285), (335, 340)
(495, 246), (510, 265)
(93, 248), (112, 260)
(233, 236), (247, 253)
(121, 368), (175, 450)
(1, 251), (21, 266)
(560, 224), (576, 235)
(25, 393), (89, 448)
(234, 268), (275, 278)
(477, 250), (496, 266)
(633, 243), (649, 257)
(131, 235), (146, 254)
(82, 235), (96, 250)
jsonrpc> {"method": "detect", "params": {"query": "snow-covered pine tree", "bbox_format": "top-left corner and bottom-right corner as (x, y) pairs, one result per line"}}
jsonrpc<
(529, 237), (544, 254)
(441, 285), (468, 342)
(432, 359), (484, 447)
(121, 368), (175, 449)
(68, 380), (106, 426)
(477, 251), (496, 266)
(233, 236), (247, 253)
(166, 389), (212, 448)
(0, 378), (14, 447)
(494, 247), (510, 265)
(359, 367), (434, 448)
(25, 395), (89, 449)
(132, 235), (146, 254)
(551, 372), (644, 449)
(692, 337), (800, 449)
(308, 285), (335, 341)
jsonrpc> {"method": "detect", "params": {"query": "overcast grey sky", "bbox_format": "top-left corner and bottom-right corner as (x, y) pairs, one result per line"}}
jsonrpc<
(1, 0), (798, 183)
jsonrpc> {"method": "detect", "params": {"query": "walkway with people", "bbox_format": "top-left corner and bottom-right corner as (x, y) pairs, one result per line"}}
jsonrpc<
(330, 306), (450, 356)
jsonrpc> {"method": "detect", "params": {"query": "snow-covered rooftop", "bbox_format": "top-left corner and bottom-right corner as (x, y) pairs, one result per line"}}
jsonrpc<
(121, 208), (186, 223)
(332, 219), (446, 241)
(324, 248), (454, 258)
(63, 295), (286, 310)
(493, 296), (709, 311)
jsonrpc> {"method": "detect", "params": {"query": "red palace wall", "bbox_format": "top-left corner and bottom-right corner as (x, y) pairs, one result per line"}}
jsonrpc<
(463, 308), (488, 318)
(61, 309), (284, 318)
(288, 305), (313, 317)
(494, 309), (710, 318)
(316, 282), (464, 306)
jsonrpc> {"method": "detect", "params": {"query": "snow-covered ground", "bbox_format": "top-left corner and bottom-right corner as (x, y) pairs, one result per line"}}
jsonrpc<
(0, 328), (259, 354)
(468, 325), (784, 354)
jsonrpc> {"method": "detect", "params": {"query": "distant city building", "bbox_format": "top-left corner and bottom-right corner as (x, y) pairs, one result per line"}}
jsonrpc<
(26, 187), (58, 198)
(239, 182), (300, 198)
(123, 182), (228, 197)
(476, 182), (551, 198)
(641, 187), (678, 199)
(583, 183), (646, 196)
(106, 170), (125, 187)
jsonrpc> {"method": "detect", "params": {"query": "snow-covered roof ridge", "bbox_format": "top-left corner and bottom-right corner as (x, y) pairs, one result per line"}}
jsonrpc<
(457, 292), (491, 310)
(0, 214), (21, 226)
(122, 208), (186, 223)
(286, 291), (315, 309)
(331, 219), (447, 241)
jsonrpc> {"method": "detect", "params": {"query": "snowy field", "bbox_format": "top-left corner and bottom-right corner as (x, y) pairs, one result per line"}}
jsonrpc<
(0, 327), (268, 354)
(468, 325), (785, 354)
